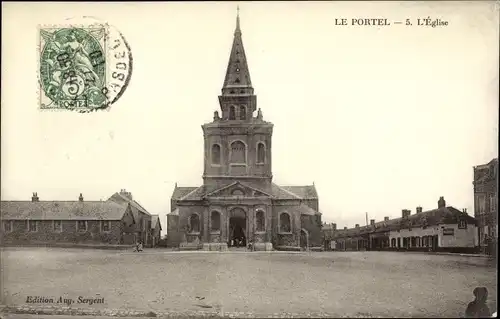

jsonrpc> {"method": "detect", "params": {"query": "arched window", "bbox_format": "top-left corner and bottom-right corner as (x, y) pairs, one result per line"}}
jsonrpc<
(279, 212), (291, 233)
(230, 141), (246, 164)
(231, 189), (245, 196)
(211, 144), (221, 164)
(189, 214), (200, 233)
(211, 211), (220, 232)
(256, 210), (265, 232)
(229, 106), (236, 120)
(240, 105), (246, 120)
(257, 142), (265, 164)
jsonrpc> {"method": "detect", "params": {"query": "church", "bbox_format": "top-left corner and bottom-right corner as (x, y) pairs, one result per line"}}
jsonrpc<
(167, 10), (322, 251)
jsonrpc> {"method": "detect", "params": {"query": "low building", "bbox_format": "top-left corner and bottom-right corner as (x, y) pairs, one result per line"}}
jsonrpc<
(324, 197), (478, 254)
(150, 215), (162, 247)
(0, 190), (154, 247)
(473, 158), (498, 254)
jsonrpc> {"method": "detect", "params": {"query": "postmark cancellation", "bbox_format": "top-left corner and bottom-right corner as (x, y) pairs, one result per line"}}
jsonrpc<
(38, 22), (132, 112)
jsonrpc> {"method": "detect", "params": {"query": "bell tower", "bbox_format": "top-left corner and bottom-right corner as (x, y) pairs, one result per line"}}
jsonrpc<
(202, 8), (273, 191)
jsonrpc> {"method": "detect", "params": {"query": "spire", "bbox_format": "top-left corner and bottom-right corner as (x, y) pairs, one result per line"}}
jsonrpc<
(222, 6), (253, 96)
(235, 5), (241, 34)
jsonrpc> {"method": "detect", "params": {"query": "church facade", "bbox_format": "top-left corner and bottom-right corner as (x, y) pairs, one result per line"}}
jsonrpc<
(167, 12), (322, 251)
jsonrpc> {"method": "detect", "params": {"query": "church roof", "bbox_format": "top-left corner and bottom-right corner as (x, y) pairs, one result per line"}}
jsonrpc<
(222, 7), (253, 94)
(0, 200), (127, 220)
(171, 183), (317, 201)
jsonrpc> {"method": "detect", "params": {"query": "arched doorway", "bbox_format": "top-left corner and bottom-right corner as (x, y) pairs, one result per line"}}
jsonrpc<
(229, 208), (247, 247)
(300, 228), (309, 251)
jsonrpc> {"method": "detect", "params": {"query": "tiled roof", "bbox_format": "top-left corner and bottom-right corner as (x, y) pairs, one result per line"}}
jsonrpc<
(108, 193), (151, 216)
(330, 206), (477, 239)
(171, 187), (199, 200)
(280, 185), (318, 199)
(0, 201), (127, 220)
(151, 214), (161, 230)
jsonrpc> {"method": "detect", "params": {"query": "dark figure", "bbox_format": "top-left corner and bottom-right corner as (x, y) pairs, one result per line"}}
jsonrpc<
(465, 287), (491, 318)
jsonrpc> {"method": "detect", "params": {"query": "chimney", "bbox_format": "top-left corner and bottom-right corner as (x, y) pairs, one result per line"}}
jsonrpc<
(31, 192), (39, 202)
(355, 224), (359, 228)
(120, 189), (133, 200)
(79, 193), (84, 202)
(416, 206), (423, 214)
(438, 196), (446, 208)
(384, 217), (389, 222)
(462, 208), (467, 214)
(343, 226), (347, 230)
(370, 219), (375, 226)
(332, 223), (337, 231)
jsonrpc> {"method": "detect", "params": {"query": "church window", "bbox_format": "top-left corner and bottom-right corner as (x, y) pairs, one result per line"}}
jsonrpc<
(229, 106), (236, 120)
(235, 78), (240, 84)
(211, 211), (221, 232)
(236, 67), (240, 72)
(232, 189), (245, 196)
(279, 212), (291, 233)
(240, 105), (246, 120)
(256, 210), (265, 232)
(211, 144), (221, 164)
(230, 90), (235, 94)
(230, 141), (246, 164)
(257, 142), (265, 164)
(189, 214), (200, 233)
(236, 60), (240, 63)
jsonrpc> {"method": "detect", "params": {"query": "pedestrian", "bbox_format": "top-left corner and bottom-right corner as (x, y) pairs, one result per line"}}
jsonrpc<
(138, 241), (143, 252)
(465, 287), (491, 318)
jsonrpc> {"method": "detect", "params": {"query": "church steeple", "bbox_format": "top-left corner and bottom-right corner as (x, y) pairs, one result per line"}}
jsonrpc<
(222, 6), (253, 96)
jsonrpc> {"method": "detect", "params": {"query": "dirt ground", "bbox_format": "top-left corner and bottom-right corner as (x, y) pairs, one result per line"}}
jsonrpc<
(0, 248), (496, 317)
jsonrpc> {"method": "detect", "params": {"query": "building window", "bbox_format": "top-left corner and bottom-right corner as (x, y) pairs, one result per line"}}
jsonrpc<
(28, 220), (38, 232)
(53, 220), (62, 232)
(77, 221), (87, 232)
(458, 219), (467, 229)
(478, 194), (486, 214)
(229, 106), (236, 120)
(101, 221), (111, 232)
(230, 141), (246, 164)
(240, 105), (246, 120)
(256, 210), (265, 232)
(211, 144), (221, 165)
(3, 221), (12, 232)
(211, 211), (221, 232)
(279, 212), (291, 233)
(257, 142), (265, 164)
(189, 214), (200, 233)
(490, 194), (497, 212)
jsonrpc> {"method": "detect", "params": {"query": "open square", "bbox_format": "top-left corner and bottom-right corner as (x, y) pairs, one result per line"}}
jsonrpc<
(0, 248), (496, 317)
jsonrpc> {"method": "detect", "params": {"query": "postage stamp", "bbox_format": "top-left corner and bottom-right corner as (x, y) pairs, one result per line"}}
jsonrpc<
(38, 20), (132, 112)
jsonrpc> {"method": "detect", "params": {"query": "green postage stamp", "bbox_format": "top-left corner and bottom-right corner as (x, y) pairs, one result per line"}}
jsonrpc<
(38, 22), (132, 112)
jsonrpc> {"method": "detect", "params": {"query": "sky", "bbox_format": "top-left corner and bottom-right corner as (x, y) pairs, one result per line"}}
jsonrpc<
(1, 1), (498, 235)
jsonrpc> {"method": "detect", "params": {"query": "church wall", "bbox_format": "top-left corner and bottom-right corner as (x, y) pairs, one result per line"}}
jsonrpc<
(178, 205), (206, 244)
(272, 202), (302, 247)
(300, 214), (323, 247)
(166, 214), (180, 247)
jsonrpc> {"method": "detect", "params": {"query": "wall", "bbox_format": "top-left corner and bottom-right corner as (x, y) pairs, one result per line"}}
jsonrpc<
(166, 214), (180, 247)
(439, 224), (477, 248)
(300, 214), (322, 247)
(1, 219), (123, 245)
(272, 202), (301, 247)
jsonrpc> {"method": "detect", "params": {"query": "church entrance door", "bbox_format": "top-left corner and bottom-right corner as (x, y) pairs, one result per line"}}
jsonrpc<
(228, 208), (247, 248)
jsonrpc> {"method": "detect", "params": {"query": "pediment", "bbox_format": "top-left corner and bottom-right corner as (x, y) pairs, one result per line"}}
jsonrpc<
(204, 182), (272, 198)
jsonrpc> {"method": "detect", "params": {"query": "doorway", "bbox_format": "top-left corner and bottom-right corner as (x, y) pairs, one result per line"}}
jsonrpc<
(228, 208), (247, 248)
